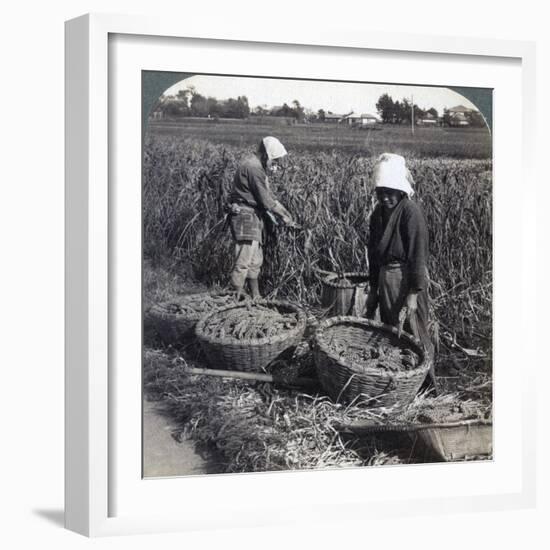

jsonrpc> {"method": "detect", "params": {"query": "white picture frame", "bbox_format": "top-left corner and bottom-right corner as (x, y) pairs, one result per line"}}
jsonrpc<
(65, 12), (537, 537)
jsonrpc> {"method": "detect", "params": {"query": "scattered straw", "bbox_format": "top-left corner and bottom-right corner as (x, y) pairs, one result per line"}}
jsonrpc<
(144, 348), (491, 473)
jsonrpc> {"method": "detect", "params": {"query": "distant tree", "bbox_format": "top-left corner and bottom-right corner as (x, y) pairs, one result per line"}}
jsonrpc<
(304, 108), (315, 122)
(376, 93), (395, 123)
(292, 99), (306, 122)
(465, 110), (486, 128)
(237, 96), (250, 118)
(400, 98), (412, 124)
(162, 98), (186, 117)
(413, 104), (426, 122)
(269, 101), (307, 120)
(442, 108), (452, 126)
(254, 105), (269, 116)
(374, 93), (444, 125)
(273, 103), (295, 118)
(377, 93), (442, 124)
(206, 96), (221, 117)
(317, 108), (326, 122)
(222, 98), (240, 118)
(219, 96), (249, 118)
(176, 88), (192, 111)
(190, 92), (208, 117)
(169, 90), (251, 119)
(392, 100), (403, 123)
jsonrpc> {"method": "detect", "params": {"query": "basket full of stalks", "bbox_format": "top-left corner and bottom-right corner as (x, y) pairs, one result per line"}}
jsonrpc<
(312, 316), (430, 407)
(195, 300), (307, 372)
(145, 291), (236, 346)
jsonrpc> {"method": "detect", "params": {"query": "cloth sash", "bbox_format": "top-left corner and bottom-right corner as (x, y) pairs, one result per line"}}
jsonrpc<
(228, 204), (264, 243)
(376, 199), (407, 260)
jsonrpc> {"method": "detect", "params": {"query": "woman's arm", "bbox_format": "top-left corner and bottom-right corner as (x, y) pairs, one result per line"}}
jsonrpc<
(367, 206), (382, 289)
(402, 201), (429, 292)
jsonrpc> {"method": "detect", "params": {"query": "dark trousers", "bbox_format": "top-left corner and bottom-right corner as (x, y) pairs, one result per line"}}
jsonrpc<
(378, 263), (434, 358)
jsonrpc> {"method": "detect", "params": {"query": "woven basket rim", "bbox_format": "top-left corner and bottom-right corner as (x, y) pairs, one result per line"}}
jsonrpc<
(339, 418), (492, 434)
(313, 315), (428, 379)
(195, 299), (307, 347)
(151, 290), (236, 319)
(412, 419), (493, 430)
(322, 271), (370, 290)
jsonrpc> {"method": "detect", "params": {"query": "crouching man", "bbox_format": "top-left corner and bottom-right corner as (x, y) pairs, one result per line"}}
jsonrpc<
(227, 136), (295, 299)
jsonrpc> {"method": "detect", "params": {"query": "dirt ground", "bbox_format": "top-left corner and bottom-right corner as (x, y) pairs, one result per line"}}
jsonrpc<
(142, 399), (223, 477)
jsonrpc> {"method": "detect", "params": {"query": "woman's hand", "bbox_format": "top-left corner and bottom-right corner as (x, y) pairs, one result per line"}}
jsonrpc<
(406, 292), (418, 313)
(398, 294), (418, 337)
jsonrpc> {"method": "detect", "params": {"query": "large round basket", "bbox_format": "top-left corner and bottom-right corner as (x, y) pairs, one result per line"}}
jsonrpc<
(313, 316), (429, 407)
(144, 291), (236, 346)
(195, 300), (307, 373)
(321, 272), (369, 316)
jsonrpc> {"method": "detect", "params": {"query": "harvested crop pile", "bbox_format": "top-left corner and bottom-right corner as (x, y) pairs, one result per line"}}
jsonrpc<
(144, 292), (238, 348)
(163, 293), (234, 316)
(202, 304), (299, 340)
(392, 393), (492, 425)
(329, 341), (420, 373)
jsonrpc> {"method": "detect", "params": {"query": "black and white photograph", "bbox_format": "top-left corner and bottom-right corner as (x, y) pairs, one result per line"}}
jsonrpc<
(4, 0), (547, 544)
(142, 72), (493, 477)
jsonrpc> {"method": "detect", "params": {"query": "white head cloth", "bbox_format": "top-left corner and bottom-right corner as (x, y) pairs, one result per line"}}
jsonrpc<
(373, 153), (415, 197)
(262, 136), (288, 160)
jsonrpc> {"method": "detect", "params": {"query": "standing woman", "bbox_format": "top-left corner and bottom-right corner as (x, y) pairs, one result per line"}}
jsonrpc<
(227, 136), (295, 299)
(365, 153), (437, 388)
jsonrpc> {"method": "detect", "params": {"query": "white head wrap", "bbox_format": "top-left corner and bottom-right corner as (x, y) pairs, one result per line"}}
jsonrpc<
(262, 136), (287, 160)
(373, 153), (415, 197)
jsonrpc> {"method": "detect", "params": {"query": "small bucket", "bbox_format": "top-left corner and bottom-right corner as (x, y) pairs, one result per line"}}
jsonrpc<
(321, 272), (370, 316)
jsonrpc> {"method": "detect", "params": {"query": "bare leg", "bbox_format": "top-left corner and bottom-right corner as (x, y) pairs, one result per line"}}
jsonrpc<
(231, 241), (253, 299)
(248, 278), (261, 300)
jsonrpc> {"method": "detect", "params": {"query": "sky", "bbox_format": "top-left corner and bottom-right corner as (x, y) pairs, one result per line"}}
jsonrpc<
(163, 75), (480, 116)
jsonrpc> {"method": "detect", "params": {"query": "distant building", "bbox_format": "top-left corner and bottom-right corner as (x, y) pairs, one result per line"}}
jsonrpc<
(448, 105), (473, 115)
(359, 113), (380, 125)
(418, 112), (438, 126)
(342, 112), (381, 126)
(324, 112), (345, 123)
(342, 112), (360, 125)
(447, 105), (475, 127)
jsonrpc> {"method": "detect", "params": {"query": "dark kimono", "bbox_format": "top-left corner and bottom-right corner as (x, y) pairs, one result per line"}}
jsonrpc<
(367, 198), (434, 357)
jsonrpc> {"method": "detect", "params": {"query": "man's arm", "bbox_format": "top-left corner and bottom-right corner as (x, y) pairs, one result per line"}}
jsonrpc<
(248, 166), (294, 224)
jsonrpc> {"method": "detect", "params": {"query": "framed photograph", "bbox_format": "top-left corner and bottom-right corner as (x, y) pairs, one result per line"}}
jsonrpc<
(65, 13), (536, 537)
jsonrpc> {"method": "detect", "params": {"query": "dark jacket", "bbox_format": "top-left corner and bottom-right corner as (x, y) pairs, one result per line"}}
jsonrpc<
(228, 155), (280, 243)
(367, 198), (429, 291)
(229, 155), (279, 211)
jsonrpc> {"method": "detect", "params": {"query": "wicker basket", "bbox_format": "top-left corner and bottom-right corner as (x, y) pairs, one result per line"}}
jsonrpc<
(313, 316), (429, 406)
(195, 300), (307, 372)
(411, 420), (493, 461)
(337, 418), (492, 462)
(321, 272), (370, 316)
(144, 291), (235, 346)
